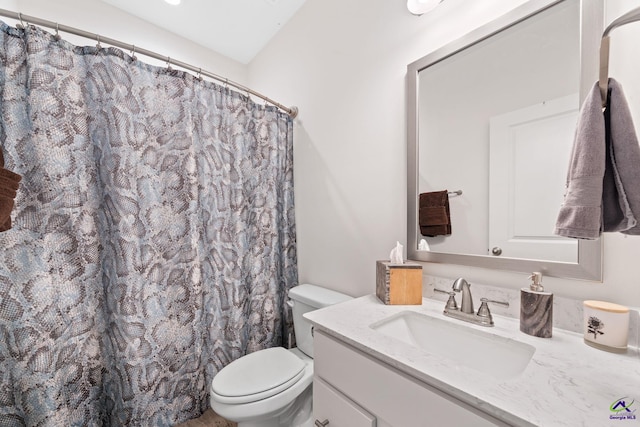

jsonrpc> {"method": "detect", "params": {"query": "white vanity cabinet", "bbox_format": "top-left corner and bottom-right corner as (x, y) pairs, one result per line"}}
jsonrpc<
(312, 330), (510, 427)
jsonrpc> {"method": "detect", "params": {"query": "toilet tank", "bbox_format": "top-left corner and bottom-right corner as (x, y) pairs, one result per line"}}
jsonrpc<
(288, 284), (351, 358)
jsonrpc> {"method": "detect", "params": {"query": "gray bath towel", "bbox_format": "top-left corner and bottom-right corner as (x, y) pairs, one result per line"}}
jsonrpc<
(555, 79), (640, 239)
(603, 79), (640, 235)
(554, 82), (606, 239)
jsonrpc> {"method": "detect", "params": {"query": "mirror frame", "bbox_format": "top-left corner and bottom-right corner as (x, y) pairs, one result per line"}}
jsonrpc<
(407, 0), (603, 281)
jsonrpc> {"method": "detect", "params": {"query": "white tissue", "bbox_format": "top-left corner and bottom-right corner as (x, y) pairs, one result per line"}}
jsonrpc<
(389, 241), (404, 264)
(418, 239), (431, 251)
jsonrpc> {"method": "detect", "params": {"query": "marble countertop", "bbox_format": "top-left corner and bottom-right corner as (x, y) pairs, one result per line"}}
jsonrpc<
(305, 295), (640, 427)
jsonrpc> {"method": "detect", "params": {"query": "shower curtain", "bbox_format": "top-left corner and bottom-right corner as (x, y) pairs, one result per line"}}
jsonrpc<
(0, 22), (297, 426)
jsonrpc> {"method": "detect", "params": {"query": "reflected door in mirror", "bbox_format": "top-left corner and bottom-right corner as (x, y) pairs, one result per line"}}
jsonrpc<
(489, 94), (579, 262)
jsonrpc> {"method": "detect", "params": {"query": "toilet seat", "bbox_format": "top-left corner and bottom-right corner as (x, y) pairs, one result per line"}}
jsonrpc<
(211, 347), (306, 405)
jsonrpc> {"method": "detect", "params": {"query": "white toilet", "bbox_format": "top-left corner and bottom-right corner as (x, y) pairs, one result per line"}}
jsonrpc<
(209, 284), (351, 427)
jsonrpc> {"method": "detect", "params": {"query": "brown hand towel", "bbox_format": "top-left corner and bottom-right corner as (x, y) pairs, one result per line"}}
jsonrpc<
(419, 190), (451, 237)
(0, 196), (15, 232)
(0, 148), (22, 232)
(0, 168), (21, 185)
(0, 175), (20, 192)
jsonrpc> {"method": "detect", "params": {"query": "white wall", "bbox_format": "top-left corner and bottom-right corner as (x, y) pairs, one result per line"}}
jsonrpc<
(249, 0), (640, 308)
(609, 0), (640, 129)
(0, 0), (17, 12)
(1, 0), (247, 84)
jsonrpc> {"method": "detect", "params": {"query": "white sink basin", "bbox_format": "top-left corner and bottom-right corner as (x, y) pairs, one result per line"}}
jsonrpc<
(370, 311), (535, 380)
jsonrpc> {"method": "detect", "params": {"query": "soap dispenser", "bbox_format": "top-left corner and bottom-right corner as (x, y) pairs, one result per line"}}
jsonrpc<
(520, 272), (553, 338)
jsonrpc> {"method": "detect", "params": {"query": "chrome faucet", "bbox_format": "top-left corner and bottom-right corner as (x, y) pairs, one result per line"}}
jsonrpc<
(452, 278), (473, 314)
(434, 278), (509, 327)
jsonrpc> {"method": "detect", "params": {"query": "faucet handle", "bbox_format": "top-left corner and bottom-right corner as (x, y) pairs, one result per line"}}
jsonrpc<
(434, 288), (458, 311)
(481, 297), (509, 307)
(477, 297), (509, 319)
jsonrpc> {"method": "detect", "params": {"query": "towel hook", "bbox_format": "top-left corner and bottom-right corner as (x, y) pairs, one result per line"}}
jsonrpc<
(598, 6), (640, 108)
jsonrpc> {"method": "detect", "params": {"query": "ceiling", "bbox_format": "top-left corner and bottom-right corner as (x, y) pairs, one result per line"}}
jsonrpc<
(99, 0), (308, 64)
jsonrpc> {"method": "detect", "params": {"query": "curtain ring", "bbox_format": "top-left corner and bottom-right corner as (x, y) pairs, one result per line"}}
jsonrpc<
(166, 57), (172, 71)
(130, 45), (137, 61)
(96, 34), (102, 49)
(54, 22), (61, 41)
(17, 13), (25, 29)
(197, 68), (202, 81)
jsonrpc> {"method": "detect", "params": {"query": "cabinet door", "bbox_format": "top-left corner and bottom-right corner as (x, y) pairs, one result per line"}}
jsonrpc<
(314, 377), (376, 427)
(314, 331), (510, 427)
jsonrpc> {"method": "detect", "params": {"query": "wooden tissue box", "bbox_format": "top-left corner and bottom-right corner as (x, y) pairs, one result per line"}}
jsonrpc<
(376, 261), (422, 305)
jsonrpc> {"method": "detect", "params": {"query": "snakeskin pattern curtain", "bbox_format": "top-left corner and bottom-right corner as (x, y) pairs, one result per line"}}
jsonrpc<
(0, 22), (297, 426)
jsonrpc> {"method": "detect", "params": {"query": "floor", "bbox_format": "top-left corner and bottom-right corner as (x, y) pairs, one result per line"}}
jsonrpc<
(175, 409), (237, 427)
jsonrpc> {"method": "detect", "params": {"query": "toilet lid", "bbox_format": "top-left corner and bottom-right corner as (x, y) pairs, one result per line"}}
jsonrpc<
(211, 347), (306, 404)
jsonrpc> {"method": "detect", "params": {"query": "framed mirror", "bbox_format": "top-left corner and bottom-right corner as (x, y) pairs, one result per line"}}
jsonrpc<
(407, 0), (603, 280)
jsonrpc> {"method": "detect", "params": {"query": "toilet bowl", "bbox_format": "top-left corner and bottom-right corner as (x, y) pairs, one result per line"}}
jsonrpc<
(209, 284), (351, 427)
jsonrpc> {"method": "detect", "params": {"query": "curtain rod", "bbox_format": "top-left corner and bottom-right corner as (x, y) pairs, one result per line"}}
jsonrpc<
(0, 8), (299, 118)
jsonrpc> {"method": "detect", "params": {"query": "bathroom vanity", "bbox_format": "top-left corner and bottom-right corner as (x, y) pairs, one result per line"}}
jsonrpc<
(305, 296), (640, 427)
(312, 330), (509, 427)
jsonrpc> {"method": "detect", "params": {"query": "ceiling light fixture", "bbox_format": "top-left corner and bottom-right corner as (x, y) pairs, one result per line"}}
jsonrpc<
(164, 0), (181, 5)
(407, 0), (443, 16)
